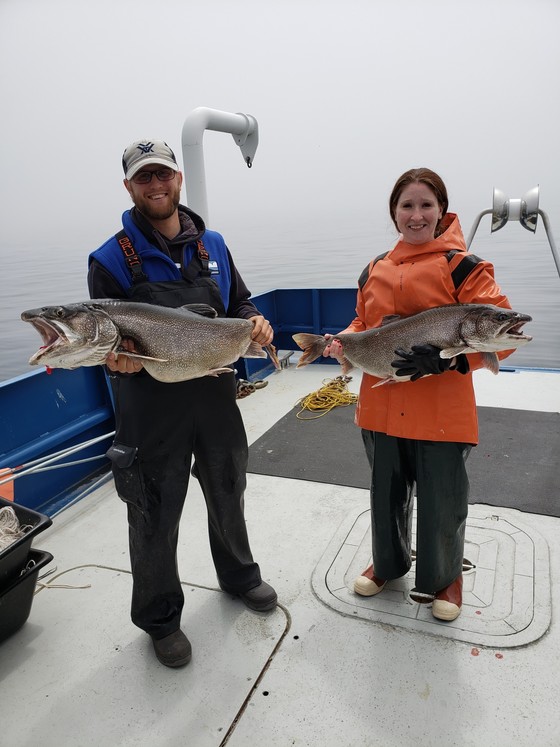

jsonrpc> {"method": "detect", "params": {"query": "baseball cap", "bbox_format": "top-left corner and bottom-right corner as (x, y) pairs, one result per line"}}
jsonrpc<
(122, 140), (179, 180)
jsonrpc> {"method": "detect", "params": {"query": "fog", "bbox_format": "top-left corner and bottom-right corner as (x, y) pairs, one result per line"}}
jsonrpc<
(1, 0), (559, 258)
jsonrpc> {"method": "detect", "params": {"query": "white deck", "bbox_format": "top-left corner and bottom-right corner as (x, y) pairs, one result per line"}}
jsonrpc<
(2, 362), (559, 747)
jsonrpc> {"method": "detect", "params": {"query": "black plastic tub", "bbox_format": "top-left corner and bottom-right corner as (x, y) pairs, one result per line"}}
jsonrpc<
(0, 549), (54, 643)
(0, 497), (52, 589)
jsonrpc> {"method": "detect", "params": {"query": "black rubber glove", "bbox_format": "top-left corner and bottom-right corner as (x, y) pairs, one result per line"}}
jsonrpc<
(391, 344), (469, 382)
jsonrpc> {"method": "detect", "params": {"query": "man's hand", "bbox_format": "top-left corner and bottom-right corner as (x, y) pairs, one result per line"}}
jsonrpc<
(105, 338), (144, 374)
(249, 315), (274, 346)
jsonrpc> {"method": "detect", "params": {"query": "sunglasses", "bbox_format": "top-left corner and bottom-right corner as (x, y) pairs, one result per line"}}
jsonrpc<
(131, 168), (177, 184)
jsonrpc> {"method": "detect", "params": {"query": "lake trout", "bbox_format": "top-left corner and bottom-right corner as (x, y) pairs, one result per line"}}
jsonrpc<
(21, 300), (280, 383)
(292, 303), (532, 384)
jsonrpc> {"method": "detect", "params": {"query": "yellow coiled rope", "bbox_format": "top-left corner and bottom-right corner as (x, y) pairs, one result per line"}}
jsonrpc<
(296, 375), (358, 420)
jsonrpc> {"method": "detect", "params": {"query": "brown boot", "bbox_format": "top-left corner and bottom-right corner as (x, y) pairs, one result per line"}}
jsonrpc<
(432, 575), (463, 621)
(353, 564), (387, 597)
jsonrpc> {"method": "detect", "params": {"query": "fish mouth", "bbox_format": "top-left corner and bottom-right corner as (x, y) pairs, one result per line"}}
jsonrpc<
(500, 313), (533, 342)
(24, 317), (78, 362)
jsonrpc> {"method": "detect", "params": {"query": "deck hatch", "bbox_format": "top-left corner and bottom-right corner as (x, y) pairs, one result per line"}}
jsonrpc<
(312, 507), (551, 648)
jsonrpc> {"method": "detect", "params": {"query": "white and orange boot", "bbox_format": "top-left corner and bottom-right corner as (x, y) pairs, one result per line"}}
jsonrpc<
(432, 575), (463, 621)
(353, 564), (387, 596)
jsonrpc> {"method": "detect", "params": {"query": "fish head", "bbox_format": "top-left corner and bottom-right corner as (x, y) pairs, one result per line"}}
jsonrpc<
(459, 305), (533, 353)
(21, 302), (120, 369)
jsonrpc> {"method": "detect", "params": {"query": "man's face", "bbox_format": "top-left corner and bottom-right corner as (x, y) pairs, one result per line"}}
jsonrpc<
(124, 165), (183, 222)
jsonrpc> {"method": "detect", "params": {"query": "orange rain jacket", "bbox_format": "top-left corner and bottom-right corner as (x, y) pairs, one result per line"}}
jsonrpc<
(346, 214), (513, 445)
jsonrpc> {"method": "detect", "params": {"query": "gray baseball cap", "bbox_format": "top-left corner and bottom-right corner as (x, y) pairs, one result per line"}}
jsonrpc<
(122, 140), (179, 179)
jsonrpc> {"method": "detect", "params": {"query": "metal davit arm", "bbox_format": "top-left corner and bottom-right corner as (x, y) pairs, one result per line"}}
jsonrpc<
(466, 209), (493, 249)
(466, 186), (560, 279)
(538, 209), (560, 278)
(181, 107), (259, 225)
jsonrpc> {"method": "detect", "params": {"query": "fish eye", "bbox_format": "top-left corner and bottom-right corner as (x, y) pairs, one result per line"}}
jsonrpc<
(55, 308), (65, 317)
(497, 312), (509, 321)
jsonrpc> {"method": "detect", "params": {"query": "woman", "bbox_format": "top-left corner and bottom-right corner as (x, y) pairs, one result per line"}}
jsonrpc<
(326, 168), (513, 621)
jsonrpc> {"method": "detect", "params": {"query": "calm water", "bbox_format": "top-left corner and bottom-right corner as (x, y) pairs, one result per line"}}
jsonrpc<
(2, 219), (559, 382)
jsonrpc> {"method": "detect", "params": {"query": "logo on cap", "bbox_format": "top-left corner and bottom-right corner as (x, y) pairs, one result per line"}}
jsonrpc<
(137, 142), (155, 154)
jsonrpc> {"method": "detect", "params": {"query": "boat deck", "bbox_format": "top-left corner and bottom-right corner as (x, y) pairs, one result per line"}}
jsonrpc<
(2, 361), (559, 747)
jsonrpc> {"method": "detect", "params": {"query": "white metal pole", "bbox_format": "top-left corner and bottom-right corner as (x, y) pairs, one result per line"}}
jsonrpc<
(539, 210), (560, 278)
(181, 107), (258, 225)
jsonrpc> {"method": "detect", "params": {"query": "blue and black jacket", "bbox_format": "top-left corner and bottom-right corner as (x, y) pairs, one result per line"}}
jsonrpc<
(88, 206), (258, 319)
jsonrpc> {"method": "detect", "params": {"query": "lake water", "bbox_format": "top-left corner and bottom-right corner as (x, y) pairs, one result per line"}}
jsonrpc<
(2, 218), (559, 382)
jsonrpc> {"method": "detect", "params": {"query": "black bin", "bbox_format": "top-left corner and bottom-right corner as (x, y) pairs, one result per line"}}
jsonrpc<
(0, 497), (52, 588)
(0, 549), (54, 642)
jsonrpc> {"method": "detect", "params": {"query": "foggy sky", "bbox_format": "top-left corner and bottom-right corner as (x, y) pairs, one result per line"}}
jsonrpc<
(1, 0), (559, 255)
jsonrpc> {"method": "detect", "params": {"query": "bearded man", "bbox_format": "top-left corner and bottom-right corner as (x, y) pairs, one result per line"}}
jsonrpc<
(88, 140), (277, 668)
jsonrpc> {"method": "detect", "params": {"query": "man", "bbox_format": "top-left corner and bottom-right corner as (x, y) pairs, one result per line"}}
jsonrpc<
(88, 139), (277, 668)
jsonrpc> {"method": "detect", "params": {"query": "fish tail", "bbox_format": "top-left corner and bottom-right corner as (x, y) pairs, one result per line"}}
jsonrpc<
(292, 333), (327, 367)
(264, 344), (281, 369)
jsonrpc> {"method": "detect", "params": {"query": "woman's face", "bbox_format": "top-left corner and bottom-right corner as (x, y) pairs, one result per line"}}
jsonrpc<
(394, 182), (443, 245)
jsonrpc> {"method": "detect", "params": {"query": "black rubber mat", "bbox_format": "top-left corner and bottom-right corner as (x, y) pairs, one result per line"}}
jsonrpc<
(247, 404), (559, 517)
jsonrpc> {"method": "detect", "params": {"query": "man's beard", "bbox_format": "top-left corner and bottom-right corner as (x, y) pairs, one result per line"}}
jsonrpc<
(135, 185), (181, 222)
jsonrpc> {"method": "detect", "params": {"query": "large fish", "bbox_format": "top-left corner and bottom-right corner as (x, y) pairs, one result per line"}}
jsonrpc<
(21, 300), (279, 383)
(292, 303), (532, 384)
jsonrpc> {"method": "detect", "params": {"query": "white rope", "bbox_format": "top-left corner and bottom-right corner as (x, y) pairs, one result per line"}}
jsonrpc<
(0, 506), (32, 551)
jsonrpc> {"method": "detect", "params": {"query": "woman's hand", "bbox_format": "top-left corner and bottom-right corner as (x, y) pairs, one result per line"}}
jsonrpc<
(323, 333), (345, 361)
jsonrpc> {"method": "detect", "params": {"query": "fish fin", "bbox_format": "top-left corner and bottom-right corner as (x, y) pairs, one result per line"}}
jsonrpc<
(439, 346), (472, 359)
(179, 303), (218, 318)
(482, 352), (500, 374)
(242, 340), (268, 359)
(370, 377), (396, 389)
(379, 314), (401, 326)
(442, 348), (500, 374)
(208, 367), (235, 377)
(292, 333), (327, 367)
(116, 350), (168, 363)
(340, 357), (354, 375)
(264, 344), (281, 369)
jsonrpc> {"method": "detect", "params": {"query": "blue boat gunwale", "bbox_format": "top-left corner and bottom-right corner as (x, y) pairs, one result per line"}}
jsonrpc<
(0, 366), (116, 512)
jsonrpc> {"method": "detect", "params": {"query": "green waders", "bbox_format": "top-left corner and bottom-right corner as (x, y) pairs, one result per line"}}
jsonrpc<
(361, 430), (471, 593)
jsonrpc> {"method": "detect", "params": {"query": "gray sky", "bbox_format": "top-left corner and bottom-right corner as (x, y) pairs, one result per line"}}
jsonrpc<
(1, 0), (559, 254)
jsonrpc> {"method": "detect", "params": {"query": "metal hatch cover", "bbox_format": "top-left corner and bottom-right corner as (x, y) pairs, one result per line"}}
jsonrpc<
(312, 507), (551, 648)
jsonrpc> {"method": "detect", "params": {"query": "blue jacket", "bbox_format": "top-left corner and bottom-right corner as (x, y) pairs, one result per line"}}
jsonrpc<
(89, 210), (233, 310)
